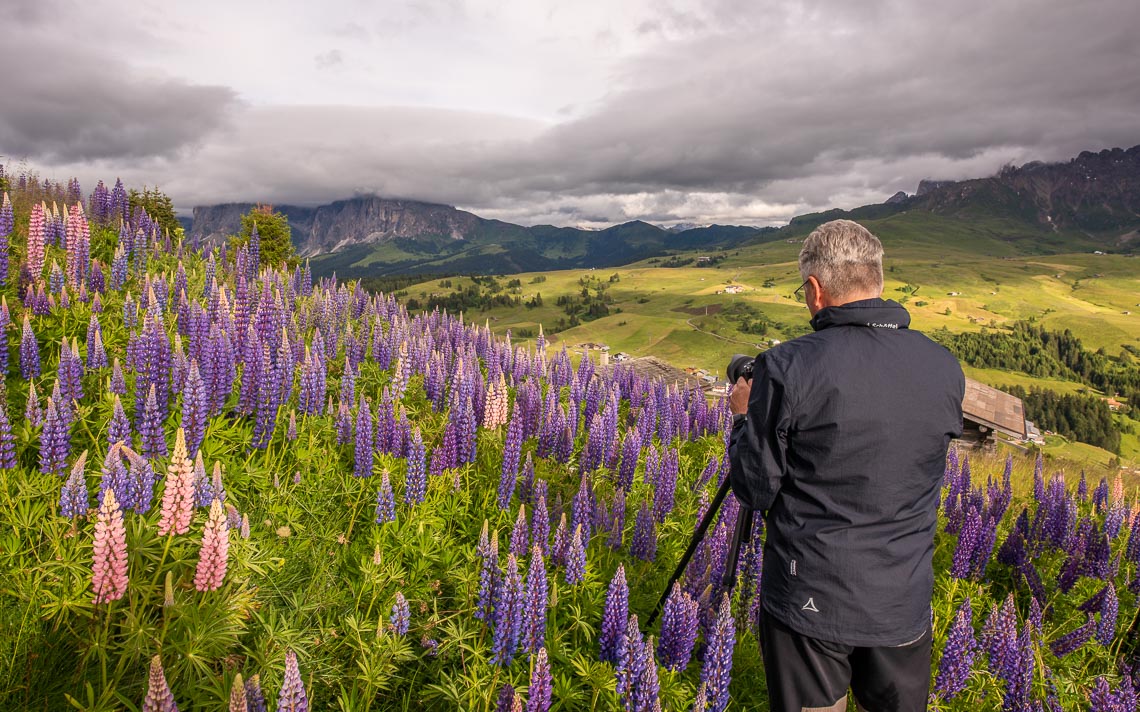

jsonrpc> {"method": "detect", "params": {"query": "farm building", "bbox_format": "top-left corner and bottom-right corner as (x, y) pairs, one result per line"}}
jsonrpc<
(598, 356), (709, 392)
(960, 378), (1027, 448)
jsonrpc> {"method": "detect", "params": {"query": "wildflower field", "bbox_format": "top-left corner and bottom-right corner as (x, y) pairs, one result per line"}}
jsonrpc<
(0, 170), (1137, 711)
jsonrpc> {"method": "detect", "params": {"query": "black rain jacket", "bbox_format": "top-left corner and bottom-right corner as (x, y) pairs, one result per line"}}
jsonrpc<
(729, 298), (964, 646)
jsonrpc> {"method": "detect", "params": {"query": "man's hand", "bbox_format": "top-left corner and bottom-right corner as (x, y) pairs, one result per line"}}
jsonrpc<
(729, 376), (751, 415)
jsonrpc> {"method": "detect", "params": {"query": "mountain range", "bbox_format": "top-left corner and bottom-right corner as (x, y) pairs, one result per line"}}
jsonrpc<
(186, 144), (1140, 277)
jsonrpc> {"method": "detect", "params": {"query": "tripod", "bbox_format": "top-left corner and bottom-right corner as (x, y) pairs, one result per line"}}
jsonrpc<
(647, 476), (755, 626)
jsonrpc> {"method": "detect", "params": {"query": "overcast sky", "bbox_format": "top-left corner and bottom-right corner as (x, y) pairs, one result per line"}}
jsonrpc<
(2, 0), (1139, 227)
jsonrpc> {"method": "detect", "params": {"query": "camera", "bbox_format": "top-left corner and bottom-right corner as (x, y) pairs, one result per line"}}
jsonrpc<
(727, 353), (755, 383)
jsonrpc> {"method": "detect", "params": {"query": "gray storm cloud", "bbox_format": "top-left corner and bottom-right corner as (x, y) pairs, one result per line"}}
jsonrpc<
(0, 33), (237, 163)
(4, 0), (1140, 227)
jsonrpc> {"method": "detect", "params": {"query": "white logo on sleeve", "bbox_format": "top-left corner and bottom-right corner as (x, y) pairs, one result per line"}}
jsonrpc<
(802, 598), (819, 613)
(790, 560), (797, 576)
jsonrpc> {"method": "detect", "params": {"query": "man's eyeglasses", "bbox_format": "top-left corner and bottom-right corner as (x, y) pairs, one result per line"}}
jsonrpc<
(794, 278), (811, 300)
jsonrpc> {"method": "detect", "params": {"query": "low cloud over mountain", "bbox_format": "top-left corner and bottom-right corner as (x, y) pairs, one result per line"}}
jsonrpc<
(5, 0), (1140, 227)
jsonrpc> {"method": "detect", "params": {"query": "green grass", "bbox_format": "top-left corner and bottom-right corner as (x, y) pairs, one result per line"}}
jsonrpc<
(393, 209), (1140, 467)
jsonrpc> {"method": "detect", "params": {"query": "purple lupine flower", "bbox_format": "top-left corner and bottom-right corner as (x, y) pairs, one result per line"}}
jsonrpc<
(122, 447), (158, 515)
(139, 385), (167, 460)
(142, 655), (178, 712)
(475, 521), (498, 621)
(551, 513), (570, 567)
(490, 553), (523, 666)
(335, 400), (352, 445)
(950, 506), (982, 579)
(192, 452), (216, 508)
(691, 684), (708, 712)
(631, 633), (661, 712)
(608, 488), (626, 550)
(1049, 614), (1095, 657)
(565, 525), (587, 585)
(617, 430), (641, 492)
(498, 404), (524, 509)
(933, 598), (977, 700)
(653, 448), (679, 522)
(517, 451), (536, 505)
(982, 595), (1018, 682)
(510, 505), (529, 559)
(570, 472), (593, 541)
(390, 592), (410, 635)
(404, 427), (426, 505)
(276, 650), (308, 712)
(699, 595), (735, 712)
(20, 314), (40, 379)
(495, 684), (515, 712)
(354, 398), (374, 478)
(0, 402), (15, 470)
(531, 493), (550, 555)
(1001, 626), (1034, 712)
(248, 221), (260, 270)
(108, 395), (131, 451)
(110, 358), (127, 395)
(1092, 478), (1109, 513)
(526, 647), (552, 712)
(1126, 513), (1140, 566)
(631, 501), (657, 562)
(658, 583), (699, 672)
(1029, 596), (1043, 635)
(181, 361), (207, 457)
(1088, 678), (1123, 712)
(616, 615), (645, 710)
(375, 471), (396, 524)
(251, 344), (278, 449)
(1095, 584), (1117, 646)
(39, 398), (70, 477)
(0, 299), (9, 375)
(97, 443), (131, 510)
(60, 452), (90, 519)
(600, 565), (630, 663)
(522, 545), (548, 655)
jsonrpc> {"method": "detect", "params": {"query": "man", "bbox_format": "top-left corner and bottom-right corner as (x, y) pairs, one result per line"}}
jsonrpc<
(728, 219), (964, 712)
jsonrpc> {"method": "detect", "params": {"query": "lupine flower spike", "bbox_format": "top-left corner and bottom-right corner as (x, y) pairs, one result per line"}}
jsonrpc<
(229, 673), (248, 712)
(142, 655), (178, 712)
(158, 428), (196, 536)
(277, 650), (308, 712)
(194, 498), (230, 591)
(92, 487), (128, 603)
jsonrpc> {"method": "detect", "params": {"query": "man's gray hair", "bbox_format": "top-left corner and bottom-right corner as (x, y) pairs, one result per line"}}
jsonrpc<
(798, 219), (884, 300)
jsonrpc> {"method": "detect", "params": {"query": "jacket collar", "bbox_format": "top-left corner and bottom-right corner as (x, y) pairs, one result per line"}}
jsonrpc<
(809, 298), (911, 332)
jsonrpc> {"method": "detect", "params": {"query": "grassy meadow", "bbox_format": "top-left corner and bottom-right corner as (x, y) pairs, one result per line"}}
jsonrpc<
(396, 210), (1140, 467)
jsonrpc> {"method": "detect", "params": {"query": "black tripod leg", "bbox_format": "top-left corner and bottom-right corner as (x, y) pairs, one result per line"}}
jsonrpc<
(721, 506), (754, 590)
(647, 476), (732, 627)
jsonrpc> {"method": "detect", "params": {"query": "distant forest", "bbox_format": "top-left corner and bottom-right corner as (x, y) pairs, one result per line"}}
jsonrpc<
(1003, 386), (1122, 453)
(933, 322), (1140, 403)
(933, 322), (1137, 452)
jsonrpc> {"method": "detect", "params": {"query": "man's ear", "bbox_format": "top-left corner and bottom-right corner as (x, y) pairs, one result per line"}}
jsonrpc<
(807, 275), (825, 312)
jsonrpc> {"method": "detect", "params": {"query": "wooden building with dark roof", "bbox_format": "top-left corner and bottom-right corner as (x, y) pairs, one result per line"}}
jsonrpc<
(960, 377), (1026, 447)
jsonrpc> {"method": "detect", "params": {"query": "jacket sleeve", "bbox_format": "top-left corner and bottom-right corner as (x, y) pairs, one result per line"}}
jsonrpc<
(728, 353), (792, 513)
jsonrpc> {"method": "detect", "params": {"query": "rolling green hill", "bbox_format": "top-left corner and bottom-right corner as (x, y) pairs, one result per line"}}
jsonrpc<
(392, 210), (1140, 466)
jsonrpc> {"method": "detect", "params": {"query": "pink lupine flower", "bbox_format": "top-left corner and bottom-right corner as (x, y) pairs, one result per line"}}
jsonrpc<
(92, 488), (128, 604)
(157, 429), (195, 536)
(27, 201), (47, 277)
(483, 374), (509, 429)
(194, 497), (230, 591)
